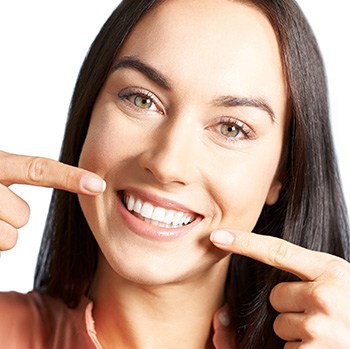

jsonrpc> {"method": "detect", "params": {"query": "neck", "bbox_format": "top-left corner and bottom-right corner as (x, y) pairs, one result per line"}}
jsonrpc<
(90, 256), (230, 349)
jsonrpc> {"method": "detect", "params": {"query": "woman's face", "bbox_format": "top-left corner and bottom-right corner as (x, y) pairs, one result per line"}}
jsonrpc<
(79, 0), (288, 286)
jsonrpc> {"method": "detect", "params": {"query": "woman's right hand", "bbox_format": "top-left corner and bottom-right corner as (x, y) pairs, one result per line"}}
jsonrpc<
(0, 150), (106, 251)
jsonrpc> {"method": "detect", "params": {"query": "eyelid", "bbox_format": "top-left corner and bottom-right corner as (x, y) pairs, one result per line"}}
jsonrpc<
(210, 116), (256, 145)
(118, 87), (165, 114)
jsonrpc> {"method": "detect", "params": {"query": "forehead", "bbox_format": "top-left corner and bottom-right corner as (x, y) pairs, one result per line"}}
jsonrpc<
(117, 0), (287, 114)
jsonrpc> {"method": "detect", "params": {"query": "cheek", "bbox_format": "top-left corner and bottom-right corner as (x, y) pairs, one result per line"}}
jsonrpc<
(78, 107), (133, 175)
(212, 145), (282, 231)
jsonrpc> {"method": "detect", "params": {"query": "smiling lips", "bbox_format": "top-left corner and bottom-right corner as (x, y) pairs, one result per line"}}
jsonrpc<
(123, 192), (197, 229)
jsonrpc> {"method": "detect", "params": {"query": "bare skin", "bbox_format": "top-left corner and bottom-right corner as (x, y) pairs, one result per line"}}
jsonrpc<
(77, 0), (286, 348)
(2, 0), (350, 348)
(211, 229), (350, 348)
(3, 154), (350, 348)
(0, 150), (105, 251)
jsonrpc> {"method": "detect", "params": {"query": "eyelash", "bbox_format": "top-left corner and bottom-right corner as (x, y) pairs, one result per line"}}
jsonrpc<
(214, 116), (255, 144)
(118, 88), (255, 144)
(118, 87), (164, 114)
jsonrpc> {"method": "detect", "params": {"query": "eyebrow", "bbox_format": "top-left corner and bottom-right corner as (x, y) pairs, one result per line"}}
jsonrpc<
(111, 56), (172, 90)
(112, 56), (276, 122)
(213, 96), (276, 122)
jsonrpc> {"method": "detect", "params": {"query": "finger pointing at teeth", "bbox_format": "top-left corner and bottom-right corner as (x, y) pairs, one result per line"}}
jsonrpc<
(0, 151), (106, 195)
(0, 150), (106, 251)
(209, 229), (348, 282)
(210, 229), (350, 346)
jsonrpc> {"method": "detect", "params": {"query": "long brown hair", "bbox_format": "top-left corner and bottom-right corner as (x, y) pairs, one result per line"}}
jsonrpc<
(34, 1), (349, 347)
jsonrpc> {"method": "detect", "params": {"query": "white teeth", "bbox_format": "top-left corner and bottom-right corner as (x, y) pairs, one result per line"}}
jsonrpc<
(164, 210), (175, 224)
(183, 216), (192, 225)
(134, 198), (142, 214)
(152, 207), (166, 222)
(127, 195), (135, 211)
(140, 202), (154, 219)
(172, 211), (184, 226)
(123, 193), (195, 228)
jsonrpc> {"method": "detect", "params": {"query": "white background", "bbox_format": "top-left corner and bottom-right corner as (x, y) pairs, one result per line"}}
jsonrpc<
(0, 1), (349, 291)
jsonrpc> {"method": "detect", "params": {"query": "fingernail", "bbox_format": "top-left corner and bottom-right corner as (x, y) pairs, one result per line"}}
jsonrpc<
(218, 310), (230, 327)
(81, 175), (106, 193)
(210, 230), (234, 245)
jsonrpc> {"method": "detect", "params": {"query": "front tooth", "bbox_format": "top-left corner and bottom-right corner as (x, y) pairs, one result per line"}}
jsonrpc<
(140, 202), (154, 219)
(164, 210), (175, 224)
(127, 195), (135, 211)
(172, 211), (184, 226)
(152, 207), (166, 222)
(134, 199), (143, 214)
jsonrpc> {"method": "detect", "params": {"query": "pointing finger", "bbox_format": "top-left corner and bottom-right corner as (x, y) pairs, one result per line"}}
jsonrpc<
(210, 229), (334, 281)
(0, 151), (106, 195)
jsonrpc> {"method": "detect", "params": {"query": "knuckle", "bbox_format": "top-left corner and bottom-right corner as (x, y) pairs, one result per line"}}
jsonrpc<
(268, 239), (290, 268)
(238, 234), (254, 252)
(0, 186), (30, 228)
(0, 221), (18, 251)
(273, 314), (287, 336)
(15, 201), (31, 228)
(62, 166), (77, 189)
(270, 283), (283, 307)
(26, 157), (47, 183)
(326, 258), (350, 280)
(307, 283), (332, 312)
(272, 314), (281, 336)
(303, 315), (324, 339)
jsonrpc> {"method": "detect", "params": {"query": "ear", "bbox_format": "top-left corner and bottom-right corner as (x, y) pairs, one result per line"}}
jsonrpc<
(265, 179), (282, 206)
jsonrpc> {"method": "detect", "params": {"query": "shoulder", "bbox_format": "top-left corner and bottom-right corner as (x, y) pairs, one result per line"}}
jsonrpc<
(0, 291), (95, 349)
(0, 291), (66, 347)
(0, 291), (46, 347)
(0, 291), (39, 325)
(0, 290), (65, 323)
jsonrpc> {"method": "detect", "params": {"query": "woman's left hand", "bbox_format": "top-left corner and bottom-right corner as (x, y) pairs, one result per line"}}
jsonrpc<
(210, 229), (350, 348)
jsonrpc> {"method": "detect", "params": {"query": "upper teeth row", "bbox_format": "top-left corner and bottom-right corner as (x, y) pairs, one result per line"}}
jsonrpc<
(124, 194), (195, 227)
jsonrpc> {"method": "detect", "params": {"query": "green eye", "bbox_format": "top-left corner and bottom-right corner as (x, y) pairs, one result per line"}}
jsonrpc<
(221, 124), (239, 138)
(134, 95), (153, 109)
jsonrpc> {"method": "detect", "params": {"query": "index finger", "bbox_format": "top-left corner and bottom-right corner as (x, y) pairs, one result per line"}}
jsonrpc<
(0, 151), (106, 195)
(210, 229), (333, 281)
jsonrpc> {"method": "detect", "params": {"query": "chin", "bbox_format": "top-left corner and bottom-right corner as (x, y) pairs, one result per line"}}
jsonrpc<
(95, 231), (227, 288)
(79, 187), (234, 289)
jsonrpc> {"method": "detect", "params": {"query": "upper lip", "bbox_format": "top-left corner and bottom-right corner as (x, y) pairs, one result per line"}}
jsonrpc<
(119, 188), (202, 217)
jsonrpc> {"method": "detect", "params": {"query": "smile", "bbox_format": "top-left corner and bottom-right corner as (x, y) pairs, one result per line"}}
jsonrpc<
(123, 193), (196, 228)
(117, 189), (203, 241)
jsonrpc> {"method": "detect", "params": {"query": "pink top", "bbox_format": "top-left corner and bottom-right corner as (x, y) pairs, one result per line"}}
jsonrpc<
(0, 291), (232, 348)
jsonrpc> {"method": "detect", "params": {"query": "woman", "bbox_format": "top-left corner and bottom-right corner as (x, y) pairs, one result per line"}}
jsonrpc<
(1, 0), (349, 348)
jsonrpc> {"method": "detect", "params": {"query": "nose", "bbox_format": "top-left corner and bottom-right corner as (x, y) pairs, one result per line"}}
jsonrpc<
(138, 120), (198, 186)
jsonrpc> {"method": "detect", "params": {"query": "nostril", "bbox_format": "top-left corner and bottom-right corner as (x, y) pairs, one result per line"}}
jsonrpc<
(137, 141), (192, 186)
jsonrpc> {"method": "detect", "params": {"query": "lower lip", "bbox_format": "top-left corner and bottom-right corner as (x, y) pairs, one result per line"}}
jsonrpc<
(116, 193), (202, 241)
